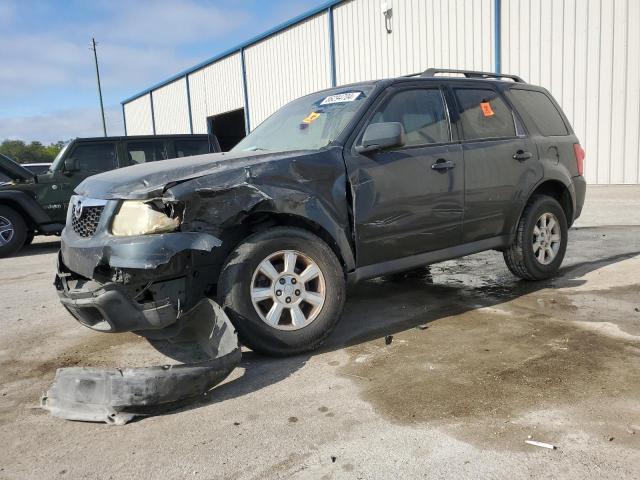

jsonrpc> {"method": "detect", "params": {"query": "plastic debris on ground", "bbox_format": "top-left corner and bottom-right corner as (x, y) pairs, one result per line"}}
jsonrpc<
(41, 299), (240, 425)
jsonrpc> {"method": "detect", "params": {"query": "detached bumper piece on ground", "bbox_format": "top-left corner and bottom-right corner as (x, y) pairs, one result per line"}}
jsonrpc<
(41, 299), (241, 425)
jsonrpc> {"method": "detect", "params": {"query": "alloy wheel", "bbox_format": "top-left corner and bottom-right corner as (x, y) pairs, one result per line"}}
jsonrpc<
(532, 212), (561, 265)
(0, 216), (14, 246)
(250, 250), (326, 330)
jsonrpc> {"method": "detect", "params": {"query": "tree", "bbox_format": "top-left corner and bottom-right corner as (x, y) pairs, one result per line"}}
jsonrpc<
(0, 140), (68, 164)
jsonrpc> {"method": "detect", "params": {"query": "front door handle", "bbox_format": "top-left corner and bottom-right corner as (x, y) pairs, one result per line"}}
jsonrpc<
(513, 150), (533, 161)
(431, 159), (455, 171)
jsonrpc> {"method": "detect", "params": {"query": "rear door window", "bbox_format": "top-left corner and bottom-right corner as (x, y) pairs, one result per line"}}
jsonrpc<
(508, 89), (568, 136)
(369, 88), (450, 146)
(71, 143), (118, 173)
(174, 139), (209, 157)
(126, 141), (168, 164)
(454, 88), (516, 140)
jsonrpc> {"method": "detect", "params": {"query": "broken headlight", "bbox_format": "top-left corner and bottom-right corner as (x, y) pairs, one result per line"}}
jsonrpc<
(111, 200), (182, 236)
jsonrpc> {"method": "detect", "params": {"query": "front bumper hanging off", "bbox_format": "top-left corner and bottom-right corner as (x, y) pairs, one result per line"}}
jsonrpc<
(55, 228), (222, 333)
(45, 229), (241, 425)
(41, 299), (241, 425)
(55, 255), (182, 332)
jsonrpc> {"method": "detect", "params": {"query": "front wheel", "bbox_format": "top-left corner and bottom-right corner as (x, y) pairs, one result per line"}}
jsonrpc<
(218, 227), (346, 356)
(503, 195), (568, 280)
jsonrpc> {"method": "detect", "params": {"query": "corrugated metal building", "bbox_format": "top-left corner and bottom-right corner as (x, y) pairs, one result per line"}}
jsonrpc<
(121, 0), (640, 185)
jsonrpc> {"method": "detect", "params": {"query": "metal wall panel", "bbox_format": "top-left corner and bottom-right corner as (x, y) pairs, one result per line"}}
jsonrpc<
(333, 0), (495, 85)
(152, 77), (191, 134)
(502, 0), (640, 184)
(123, 94), (153, 135)
(188, 53), (245, 134)
(122, 0), (639, 185)
(244, 12), (331, 128)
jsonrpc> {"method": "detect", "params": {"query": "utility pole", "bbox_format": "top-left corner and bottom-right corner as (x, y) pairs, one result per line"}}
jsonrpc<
(90, 37), (107, 136)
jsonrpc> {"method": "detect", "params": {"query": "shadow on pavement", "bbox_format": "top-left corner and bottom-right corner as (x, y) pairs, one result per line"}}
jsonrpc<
(14, 239), (60, 257)
(153, 226), (640, 417)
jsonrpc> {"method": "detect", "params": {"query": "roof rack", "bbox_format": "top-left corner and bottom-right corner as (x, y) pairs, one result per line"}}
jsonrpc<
(421, 68), (526, 83)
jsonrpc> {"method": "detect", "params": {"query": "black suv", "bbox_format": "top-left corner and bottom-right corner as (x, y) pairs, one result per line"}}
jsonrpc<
(0, 134), (217, 256)
(56, 69), (586, 356)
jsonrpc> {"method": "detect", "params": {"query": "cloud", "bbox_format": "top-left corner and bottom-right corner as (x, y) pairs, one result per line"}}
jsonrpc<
(0, 0), (248, 100)
(0, 35), (91, 96)
(0, 107), (124, 144)
(90, 0), (250, 46)
(0, 0), (327, 141)
(0, 2), (14, 25)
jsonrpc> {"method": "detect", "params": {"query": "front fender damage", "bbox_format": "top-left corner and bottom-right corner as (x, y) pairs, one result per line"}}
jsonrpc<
(165, 171), (274, 235)
(41, 299), (240, 425)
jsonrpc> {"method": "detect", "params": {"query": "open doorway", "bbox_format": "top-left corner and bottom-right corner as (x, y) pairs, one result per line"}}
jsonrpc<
(207, 108), (246, 151)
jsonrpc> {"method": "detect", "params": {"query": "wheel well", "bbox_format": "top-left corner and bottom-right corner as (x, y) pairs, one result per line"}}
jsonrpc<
(220, 212), (348, 272)
(0, 200), (36, 231)
(528, 181), (574, 226)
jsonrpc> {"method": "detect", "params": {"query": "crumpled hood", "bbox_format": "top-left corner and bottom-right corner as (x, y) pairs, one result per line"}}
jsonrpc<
(74, 150), (305, 200)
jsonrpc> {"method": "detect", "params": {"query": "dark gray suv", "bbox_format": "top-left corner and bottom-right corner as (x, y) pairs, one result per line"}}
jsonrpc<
(56, 69), (586, 356)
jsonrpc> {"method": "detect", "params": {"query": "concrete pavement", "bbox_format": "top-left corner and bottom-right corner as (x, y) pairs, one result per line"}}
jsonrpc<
(0, 185), (639, 479)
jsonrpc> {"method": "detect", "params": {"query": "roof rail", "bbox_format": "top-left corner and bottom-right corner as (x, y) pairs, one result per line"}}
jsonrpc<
(421, 68), (526, 83)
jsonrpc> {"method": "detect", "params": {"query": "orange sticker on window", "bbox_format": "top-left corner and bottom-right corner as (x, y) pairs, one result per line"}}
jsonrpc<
(480, 101), (494, 117)
(302, 111), (321, 124)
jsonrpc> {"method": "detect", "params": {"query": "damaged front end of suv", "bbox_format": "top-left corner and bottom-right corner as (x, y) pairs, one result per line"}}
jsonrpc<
(49, 150), (323, 423)
(56, 194), (220, 334)
(55, 152), (274, 336)
(55, 84), (371, 350)
(48, 84), (375, 424)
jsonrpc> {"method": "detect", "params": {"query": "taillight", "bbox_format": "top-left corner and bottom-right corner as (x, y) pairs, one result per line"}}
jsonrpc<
(573, 143), (585, 176)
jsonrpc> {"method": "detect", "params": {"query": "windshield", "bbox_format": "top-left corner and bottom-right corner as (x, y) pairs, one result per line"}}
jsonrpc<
(49, 141), (72, 172)
(232, 86), (373, 153)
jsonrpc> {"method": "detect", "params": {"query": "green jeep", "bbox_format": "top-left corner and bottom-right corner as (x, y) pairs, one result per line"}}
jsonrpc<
(0, 134), (217, 257)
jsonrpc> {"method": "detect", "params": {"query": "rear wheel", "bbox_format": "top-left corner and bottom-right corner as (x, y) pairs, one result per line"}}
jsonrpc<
(0, 206), (27, 258)
(218, 227), (345, 356)
(503, 195), (568, 280)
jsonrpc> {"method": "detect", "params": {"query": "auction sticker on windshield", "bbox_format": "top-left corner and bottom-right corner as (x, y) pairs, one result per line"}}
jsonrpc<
(320, 92), (362, 105)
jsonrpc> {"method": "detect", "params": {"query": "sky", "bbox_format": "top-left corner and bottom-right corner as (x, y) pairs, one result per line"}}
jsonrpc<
(0, 0), (328, 143)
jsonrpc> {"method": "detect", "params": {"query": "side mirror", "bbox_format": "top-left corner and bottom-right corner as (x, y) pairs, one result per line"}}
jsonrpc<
(355, 122), (405, 154)
(63, 157), (78, 173)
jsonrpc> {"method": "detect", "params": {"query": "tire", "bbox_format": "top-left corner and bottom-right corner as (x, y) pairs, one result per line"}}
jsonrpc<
(218, 227), (346, 356)
(0, 206), (27, 258)
(24, 232), (34, 247)
(503, 195), (568, 280)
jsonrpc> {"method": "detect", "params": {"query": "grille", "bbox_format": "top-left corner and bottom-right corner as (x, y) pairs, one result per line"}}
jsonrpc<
(72, 206), (104, 238)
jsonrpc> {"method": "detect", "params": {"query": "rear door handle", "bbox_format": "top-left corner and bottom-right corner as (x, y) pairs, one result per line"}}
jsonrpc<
(431, 159), (455, 171)
(513, 150), (533, 161)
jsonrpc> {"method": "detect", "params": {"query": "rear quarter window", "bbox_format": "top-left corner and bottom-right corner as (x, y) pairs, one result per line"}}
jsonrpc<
(507, 89), (568, 136)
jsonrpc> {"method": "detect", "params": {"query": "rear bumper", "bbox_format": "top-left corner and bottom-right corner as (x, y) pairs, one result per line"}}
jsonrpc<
(57, 227), (221, 333)
(571, 175), (587, 222)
